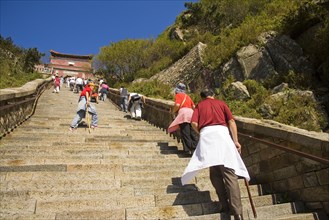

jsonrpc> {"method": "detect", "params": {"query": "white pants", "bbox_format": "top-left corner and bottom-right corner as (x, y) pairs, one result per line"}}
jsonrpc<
(54, 86), (60, 93)
(130, 101), (142, 118)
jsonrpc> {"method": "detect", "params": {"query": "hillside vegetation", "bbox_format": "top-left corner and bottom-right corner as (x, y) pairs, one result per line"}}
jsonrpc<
(0, 35), (44, 89)
(95, 0), (328, 132)
(96, 0), (328, 83)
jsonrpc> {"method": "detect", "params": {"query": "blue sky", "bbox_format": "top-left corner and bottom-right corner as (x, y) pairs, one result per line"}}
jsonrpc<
(1, 0), (197, 62)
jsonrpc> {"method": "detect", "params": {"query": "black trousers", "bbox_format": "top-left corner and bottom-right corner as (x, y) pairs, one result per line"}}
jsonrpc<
(179, 122), (199, 152)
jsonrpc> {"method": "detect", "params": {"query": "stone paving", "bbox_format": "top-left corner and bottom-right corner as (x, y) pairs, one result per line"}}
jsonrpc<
(0, 86), (324, 219)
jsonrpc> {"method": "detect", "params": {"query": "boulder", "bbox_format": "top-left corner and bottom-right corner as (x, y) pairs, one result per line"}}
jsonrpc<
(150, 42), (211, 92)
(225, 81), (250, 100)
(217, 31), (315, 85)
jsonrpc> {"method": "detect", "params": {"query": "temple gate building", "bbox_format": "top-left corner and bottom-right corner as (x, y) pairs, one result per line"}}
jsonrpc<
(49, 50), (94, 79)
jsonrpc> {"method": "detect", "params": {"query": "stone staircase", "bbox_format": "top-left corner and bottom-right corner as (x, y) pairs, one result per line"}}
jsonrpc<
(0, 87), (325, 220)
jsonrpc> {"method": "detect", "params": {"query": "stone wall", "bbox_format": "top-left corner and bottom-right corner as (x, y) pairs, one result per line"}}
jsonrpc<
(108, 88), (329, 215)
(0, 78), (52, 138)
(236, 117), (329, 215)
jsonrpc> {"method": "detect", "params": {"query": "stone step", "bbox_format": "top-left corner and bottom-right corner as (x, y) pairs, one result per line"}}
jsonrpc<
(0, 147), (181, 157)
(0, 141), (170, 149)
(1, 174), (260, 199)
(175, 212), (324, 220)
(2, 170), (188, 182)
(0, 202), (320, 220)
(1, 179), (121, 191)
(5, 125), (171, 134)
(1, 188), (133, 201)
(155, 191), (275, 208)
(0, 199), (37, 217)
(0, 191), (276, 218)
(0, 154), (189, 167)
(124, 201), (309, 220)
(8, 128), (170, 137)
(35, 196), (155, 214)
(55, 209), (125, 220)
(0, 156), (190, 167)
(2, 134), (175, 143)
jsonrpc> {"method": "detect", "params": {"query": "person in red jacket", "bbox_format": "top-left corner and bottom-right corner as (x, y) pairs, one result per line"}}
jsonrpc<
(69, 82), (98, 131)
(53, 75), (61, 93)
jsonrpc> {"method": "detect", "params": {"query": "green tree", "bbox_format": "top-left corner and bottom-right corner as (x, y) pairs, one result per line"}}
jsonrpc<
(23, 48), (44, 73)
(97, 39), (152, 82)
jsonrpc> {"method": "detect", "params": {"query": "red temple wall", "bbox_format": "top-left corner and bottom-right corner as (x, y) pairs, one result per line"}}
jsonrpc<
(50, 58), (91, 69)
(49, 52), (93, 79)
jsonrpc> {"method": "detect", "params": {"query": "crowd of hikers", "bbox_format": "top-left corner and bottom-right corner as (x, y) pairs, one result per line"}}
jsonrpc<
(51, 72), (249, 220)
(51, 73), (146, 131)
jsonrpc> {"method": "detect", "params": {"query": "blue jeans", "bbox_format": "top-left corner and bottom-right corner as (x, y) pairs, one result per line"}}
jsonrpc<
(70, 97), (98, 128)
(120, 96), (128, 112)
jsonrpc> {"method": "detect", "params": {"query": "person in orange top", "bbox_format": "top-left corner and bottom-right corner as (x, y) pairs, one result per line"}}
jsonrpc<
(168, 83), (199, 154)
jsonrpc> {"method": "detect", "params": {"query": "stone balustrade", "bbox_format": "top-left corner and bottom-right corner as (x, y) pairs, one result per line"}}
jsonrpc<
(0, 78), (52, 138)
(108, 88), (329, 215)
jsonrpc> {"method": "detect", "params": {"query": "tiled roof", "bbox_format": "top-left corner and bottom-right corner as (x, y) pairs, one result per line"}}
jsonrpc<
(50, 50), (93, 59)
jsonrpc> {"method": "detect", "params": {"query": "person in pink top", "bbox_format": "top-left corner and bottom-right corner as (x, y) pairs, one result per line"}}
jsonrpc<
(168, 83), (199, 154)
(99, 82), (109, 101)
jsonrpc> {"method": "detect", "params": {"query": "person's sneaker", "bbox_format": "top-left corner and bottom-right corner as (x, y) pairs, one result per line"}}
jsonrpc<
(69, 127), (75, 132)
(91, 125), (98, 129)
(234, 214), (244, 220)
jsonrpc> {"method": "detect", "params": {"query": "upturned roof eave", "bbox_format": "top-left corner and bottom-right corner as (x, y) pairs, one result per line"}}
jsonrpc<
(50, 50), (93, 59)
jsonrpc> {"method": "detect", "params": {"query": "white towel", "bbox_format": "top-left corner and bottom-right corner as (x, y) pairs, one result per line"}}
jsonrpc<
(181, 125), (250, 185)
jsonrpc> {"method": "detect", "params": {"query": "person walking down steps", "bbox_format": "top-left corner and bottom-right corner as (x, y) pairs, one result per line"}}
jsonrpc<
(69, 82), (98, 131)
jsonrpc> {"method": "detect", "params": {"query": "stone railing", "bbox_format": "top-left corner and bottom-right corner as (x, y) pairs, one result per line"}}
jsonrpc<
(108, 88), (181, 140)
(108, 88), (329, 215)
(0, 78), (52, 138)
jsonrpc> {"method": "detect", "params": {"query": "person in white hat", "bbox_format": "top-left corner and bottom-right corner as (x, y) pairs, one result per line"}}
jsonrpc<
(168, 82), (198, 154)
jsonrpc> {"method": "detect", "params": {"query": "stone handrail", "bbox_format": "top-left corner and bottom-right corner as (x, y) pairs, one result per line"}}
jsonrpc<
(108, 88), (329, 215)
(108, 88), (181, 140)
(0, 77), (53, 138)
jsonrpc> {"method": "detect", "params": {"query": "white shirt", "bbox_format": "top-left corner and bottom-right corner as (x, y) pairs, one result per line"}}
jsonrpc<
(181, 125), (250, 185)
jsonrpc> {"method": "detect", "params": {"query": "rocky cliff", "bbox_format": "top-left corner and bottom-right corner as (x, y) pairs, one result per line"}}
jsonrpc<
(150, 42), (212, 92)
(148, 30), (328, 131)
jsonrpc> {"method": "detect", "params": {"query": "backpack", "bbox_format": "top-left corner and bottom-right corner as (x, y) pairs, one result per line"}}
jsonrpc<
(121, 88), (128, 96)
(131, 94), (141, 102)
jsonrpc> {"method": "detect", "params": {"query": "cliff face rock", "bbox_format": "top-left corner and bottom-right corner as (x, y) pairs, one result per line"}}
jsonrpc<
(152, 31), (316, 94)
(215, 31), (315, 86)
(150, 42), (212, 91)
